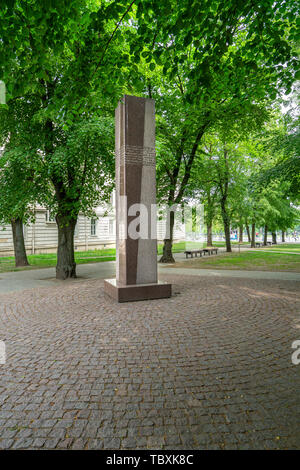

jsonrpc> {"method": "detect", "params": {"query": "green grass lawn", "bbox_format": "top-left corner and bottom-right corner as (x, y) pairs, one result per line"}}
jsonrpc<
(157, 240), (249, 253)
(168, 251), (300, 272)
(0, 248), (116, 273)
(263, 243), (300, 253)
(0, 241), (222, 273)
(1, 242), (299, 273)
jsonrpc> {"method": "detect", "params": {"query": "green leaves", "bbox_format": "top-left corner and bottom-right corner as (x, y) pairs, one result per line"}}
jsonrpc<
(1, 0), (298, 237)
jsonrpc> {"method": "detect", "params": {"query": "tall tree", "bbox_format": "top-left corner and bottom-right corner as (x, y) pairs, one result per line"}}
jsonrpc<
(0, 148), (38, 266)
(0, 0), (135, 278)
(134, 0), (298, 261)
(0, 97), (46, 266)
(45, 116), (115, 279)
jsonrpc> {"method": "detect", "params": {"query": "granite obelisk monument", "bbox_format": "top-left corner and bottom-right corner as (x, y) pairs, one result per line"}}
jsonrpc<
(104, 95), (171, 302)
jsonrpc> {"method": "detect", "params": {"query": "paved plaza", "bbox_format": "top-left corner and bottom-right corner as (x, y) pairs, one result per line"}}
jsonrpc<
(0, 271), (299, 450)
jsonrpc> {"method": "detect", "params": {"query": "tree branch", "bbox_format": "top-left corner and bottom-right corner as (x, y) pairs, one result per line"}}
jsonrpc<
(175, 121), (210, 204)
(92, 0), (136, 76)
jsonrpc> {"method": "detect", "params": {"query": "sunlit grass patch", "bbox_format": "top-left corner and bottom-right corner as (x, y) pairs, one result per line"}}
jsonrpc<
(169, 251), (300, 272)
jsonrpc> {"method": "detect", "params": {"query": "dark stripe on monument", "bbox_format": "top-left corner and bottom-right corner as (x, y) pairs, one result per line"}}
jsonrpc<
(119, 165), (125, 196)
(126, 95), (146, 148)
(125, 96), (145, 284)
(126, 164), (143, 284)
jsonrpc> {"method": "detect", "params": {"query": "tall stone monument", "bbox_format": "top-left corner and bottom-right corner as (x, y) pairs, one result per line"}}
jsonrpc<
(104, 95), (172, 302)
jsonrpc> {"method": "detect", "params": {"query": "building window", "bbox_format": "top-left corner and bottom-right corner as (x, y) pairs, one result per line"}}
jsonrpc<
(91, 218), (97, 236)
(45, 211), (56, 223)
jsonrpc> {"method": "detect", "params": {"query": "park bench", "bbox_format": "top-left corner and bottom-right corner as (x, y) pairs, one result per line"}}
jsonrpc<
(184, 247), (219, 259)
(203, 248), (218, 256)
(266, 241), (273, 245)
(184, 249), (204, 259)
(255, 242), (263, 247)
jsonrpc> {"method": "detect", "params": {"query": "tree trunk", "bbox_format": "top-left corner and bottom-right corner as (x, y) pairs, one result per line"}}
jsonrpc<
(239, 224), (243, 243)
(207, 222), (213, 247)
(223, 218), (231, 252)
(159, 210), (175, 263)
(220, 200), (231, 252)
(281, 230), (285, 242)
(11, 218), (29, 267)
(272, 231), (277, 244)
(246, 224), (251, 243)
(263, 225), (268, 245)
(251, 223), (256, 248)
(56, 215), (77, 279)
(206, 191), (214, 247)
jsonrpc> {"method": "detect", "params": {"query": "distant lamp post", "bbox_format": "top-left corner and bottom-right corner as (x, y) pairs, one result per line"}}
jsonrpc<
(0, 81), (6, 104)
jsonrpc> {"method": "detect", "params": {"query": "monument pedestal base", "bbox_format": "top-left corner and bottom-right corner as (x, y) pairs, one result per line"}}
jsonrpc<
(104, 279), (172, 303)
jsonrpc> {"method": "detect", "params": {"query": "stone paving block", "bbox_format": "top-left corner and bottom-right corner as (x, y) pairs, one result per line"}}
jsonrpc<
(0, 439), (14, 449)
(0, 275), (299, 450)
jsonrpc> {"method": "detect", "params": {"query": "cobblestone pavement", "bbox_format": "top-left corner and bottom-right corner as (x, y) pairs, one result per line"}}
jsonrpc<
(0, 274), (299, 450)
